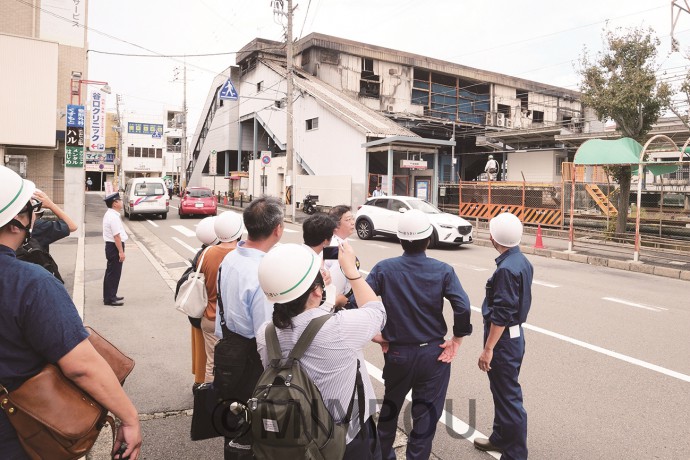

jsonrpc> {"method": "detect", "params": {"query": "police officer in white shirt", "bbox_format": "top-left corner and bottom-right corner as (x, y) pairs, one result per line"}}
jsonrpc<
(102, 192), (128, 306)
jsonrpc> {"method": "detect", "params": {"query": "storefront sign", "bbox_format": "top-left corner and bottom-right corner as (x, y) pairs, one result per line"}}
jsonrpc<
(65, 104), (84, 167)
(89, 92), (106, 151)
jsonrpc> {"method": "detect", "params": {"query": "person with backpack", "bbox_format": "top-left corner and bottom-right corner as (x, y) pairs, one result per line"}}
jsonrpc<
(14, 189), (78, 283)
(485, 154), (499, 181)
(255, 241), (386, 459)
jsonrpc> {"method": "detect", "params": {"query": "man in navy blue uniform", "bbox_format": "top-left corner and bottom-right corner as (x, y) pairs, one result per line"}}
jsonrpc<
(475, 212), (533, 460)
(364, 209), (472, 460)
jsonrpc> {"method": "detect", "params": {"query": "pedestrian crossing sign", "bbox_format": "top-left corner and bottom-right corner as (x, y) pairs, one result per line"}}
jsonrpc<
(219, 79), (238, 100)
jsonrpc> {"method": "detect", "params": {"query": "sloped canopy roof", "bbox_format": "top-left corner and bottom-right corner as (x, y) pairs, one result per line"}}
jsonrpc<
(574, 137), (678, 176)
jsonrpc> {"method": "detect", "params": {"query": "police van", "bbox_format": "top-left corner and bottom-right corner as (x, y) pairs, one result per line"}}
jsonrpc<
(123, 178), (169, 220)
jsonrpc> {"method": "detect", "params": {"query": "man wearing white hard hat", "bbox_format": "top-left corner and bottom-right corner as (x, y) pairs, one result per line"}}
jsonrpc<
(0, 165), (142, 459)
(363, 209), (472, 460)
(474, 212), (533, 459)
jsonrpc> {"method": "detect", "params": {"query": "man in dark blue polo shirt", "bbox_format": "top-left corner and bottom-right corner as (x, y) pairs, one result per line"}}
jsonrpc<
(0, 165), (142, 459)
(364, 209), (472, 460)
(475, 212), (533, 460)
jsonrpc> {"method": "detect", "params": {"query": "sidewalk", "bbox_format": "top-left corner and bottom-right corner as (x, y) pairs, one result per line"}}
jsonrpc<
(49, 193), (687, 459)
(53, 193), (417, 459)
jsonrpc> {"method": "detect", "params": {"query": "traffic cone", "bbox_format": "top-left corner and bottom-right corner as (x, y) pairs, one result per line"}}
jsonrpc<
(534, 224), (545, 249)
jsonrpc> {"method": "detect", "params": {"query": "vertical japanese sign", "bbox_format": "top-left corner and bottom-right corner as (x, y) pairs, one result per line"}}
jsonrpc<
(65, 104), (85, 167)
(89, 92), (106, 152)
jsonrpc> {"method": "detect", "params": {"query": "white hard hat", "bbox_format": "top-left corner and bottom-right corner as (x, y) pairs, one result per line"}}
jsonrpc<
(214, 211), (244, 243)
(196, 216), (219, 246)
(489, 212), (523, 247)
(259, 244), (321, 304)
(488, 155), (494, 159)
(0, 165), (36, 227)
(397, 209), (433, 241)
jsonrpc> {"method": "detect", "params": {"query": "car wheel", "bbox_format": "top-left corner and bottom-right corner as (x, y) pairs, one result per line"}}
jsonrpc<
(356, 218), (374, 240)
(124, 209), (130, 219)
(161, 213), (167, 220)
(429, 229), (438, 249)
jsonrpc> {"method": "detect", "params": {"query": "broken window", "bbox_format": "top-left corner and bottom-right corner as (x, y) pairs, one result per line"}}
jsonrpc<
(360, 57), (380, 98)
(257, 81), (263, 92)
(306, 118), (319, 131)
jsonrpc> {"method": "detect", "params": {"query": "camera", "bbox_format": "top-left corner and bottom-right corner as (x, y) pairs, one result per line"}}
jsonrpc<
(322, 246), (338, 260)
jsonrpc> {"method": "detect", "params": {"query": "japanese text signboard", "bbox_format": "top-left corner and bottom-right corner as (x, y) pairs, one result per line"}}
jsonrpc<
(89, 92), (106, 152)
(65, 104), (85, 167)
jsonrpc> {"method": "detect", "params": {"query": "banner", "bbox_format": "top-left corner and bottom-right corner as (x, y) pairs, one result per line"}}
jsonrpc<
(89, 92), (106, 152)
(65, 104), (85, 168)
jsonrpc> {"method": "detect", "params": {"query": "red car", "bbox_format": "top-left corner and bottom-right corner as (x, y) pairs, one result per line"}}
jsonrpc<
(178, 187), (217, 218)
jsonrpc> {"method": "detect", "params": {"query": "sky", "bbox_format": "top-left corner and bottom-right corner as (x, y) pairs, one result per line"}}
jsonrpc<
(87, 0), (690, 132)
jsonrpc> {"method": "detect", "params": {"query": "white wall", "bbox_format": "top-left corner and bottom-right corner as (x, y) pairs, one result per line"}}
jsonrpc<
(506, 150), (563, 182)
(0, 34), (58, 146)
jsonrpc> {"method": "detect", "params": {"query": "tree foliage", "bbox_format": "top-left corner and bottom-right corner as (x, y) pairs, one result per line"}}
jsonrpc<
(578, 27), (669, 234)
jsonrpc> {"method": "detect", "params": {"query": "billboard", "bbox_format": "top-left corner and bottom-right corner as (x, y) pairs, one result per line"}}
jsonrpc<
(89, 92), (106, 151)
(40, 0), (86, 48)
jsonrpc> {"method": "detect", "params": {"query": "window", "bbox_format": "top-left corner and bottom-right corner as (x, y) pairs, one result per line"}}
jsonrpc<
(128, 147), (135, 157)
(372, 199), (388, 209)
(135, 183), (165, 196)
(389, 200), (408, 213)
(532, 110), (544, 123)
(188, 188), (213, 198)
(556, 157), (566, 176)
(306, 118), (319, 131)
(156, 148), (162, 158)
(360, 57), (380, 98)
(256, 81), (263, 92)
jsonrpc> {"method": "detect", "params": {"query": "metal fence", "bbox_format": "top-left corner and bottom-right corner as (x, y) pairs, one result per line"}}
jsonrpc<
(30, 177), (64, 205)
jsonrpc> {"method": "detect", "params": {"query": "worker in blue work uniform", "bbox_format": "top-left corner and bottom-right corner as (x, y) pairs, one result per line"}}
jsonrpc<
(363, 209), (473, 460)
(474, 212), (533, 460)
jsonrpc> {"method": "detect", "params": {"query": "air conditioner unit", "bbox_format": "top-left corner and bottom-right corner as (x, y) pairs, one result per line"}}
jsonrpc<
(485, 112), (495, 126)
(386, 105), (394, 112)
(496, 113), (505, 127)
(505, 119), (513, 129)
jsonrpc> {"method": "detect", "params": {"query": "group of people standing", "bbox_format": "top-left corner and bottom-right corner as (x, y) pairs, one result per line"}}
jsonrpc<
(186, 196), (532, 460)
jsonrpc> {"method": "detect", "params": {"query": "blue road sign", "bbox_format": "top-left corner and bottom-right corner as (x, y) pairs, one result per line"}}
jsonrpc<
(219, 79), (239, 100)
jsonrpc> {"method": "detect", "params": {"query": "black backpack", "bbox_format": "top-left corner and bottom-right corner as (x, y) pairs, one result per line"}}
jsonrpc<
(248, 315), (364, 460)
(15, 239), (64, 283)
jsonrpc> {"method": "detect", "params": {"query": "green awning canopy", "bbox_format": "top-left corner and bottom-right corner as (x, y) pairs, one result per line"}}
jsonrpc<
(574, 138), (643, 166)
(574, 137), (679, 175)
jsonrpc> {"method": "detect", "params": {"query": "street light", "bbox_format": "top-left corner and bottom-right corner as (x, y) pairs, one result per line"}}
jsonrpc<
(69, 76), (110, 105)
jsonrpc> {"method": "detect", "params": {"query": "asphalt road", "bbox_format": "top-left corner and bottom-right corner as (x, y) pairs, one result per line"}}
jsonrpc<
(85, 195), (690, 459)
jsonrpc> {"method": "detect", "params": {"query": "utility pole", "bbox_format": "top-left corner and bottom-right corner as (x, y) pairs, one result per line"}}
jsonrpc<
(182, 63), (188, 190)
(114, 94), (122, 190)
(450, 121), (456, 183)
(274, 0), (295, 221)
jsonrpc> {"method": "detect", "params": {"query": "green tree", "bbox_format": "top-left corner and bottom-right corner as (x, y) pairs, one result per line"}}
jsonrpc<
(578, 27), (669, 235)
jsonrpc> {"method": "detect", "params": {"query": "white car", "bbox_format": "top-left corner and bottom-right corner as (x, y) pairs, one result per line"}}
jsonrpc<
(355, 196), (473, 247)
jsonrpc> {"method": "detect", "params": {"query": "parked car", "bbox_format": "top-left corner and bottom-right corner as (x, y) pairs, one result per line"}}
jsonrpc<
(179, 187), (217, 218)
(355, 196), (473, 247)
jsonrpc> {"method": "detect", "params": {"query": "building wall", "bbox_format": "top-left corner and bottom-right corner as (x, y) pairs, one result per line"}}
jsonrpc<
(506, 150), (565, 182)
(121, 114), (166, 178)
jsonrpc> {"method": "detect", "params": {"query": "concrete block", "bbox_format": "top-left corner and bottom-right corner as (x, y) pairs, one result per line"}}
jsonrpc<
(629, 262), (654, 275)
(653, 266), (681, 279)
(551, 251), (570, 261)
(587, 256), (608, 267)
(680, 270), (690, 281)
(521, 246), (536, 255)
(534, 248), (551, 257)
(607, 259), (632, 272)
(568, 253), (589, 264)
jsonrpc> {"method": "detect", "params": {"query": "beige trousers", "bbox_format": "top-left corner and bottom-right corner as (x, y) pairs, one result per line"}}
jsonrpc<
(200, 315), (219, 383)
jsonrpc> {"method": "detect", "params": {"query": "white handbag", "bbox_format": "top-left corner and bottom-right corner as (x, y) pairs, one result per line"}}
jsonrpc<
(175, 247), (210, 318)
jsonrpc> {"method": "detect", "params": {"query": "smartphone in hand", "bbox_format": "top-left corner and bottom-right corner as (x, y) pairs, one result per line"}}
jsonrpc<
(322, 246), (339, 260)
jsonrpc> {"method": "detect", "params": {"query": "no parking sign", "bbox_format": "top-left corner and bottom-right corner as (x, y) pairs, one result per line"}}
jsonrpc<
(261, 153), (271, 167)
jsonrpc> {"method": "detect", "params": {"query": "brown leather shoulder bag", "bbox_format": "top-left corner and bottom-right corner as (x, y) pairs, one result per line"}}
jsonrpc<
(0, 327), (134, 460)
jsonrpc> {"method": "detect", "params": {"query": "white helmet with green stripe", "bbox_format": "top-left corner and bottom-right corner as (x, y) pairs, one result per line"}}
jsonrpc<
(397, 209), (433, 241)
(259, 244), (321, 304)
(0, 165), (35, 228)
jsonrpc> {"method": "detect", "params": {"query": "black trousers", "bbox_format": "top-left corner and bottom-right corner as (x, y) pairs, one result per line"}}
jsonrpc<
(103, 241), (124, 302)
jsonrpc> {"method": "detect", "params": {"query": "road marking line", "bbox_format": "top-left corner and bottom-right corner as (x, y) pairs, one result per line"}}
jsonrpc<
(172, 237), (199, 255)
(470, 306), (690, 383)
(169, 205), (178, 210)
(365, 361), (499, 458)
(368, 243), (391, 249)
(533, 280), (559, 288)
(283, 228), (298, 233)
(146, 219), (159, 227)
(171, 225), (196, 237)
(602, 297), (665, 312)
(452, 262), (489, 272)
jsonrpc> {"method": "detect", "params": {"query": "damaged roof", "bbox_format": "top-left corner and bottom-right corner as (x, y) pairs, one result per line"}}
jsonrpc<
(262, 59), (418, 139)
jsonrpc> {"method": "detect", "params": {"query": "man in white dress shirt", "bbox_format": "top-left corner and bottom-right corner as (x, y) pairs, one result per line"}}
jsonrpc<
(102, 192), (128, 306)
